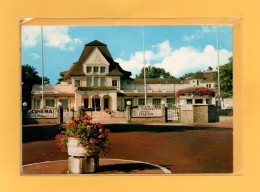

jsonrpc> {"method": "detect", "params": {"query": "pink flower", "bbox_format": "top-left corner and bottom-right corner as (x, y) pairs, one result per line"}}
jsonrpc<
(90, 149), (95, 154)
(62, 124), (66, 129)
(85, 141), (89, 145)
(99, 129), (103, 133)
(84, 154), (88, 157)
(90, 139), (94, 143)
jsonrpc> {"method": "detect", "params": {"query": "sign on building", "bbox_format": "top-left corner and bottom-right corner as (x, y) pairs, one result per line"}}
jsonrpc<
(131, 106), (162, 117)
(27, 109), (57, 118)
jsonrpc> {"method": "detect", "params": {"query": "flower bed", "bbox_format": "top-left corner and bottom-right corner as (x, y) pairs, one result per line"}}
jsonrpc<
(55, 114), (111, 157)
(175, 87), (215, 97)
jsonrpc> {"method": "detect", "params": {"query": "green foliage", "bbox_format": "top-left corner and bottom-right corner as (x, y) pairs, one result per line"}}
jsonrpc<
(180, 72), (195, 79)
(136, 66), (175, 78)
(214, 57), (233, 98)
(22, 64), (50, 107)
(55, 115), (111, 157)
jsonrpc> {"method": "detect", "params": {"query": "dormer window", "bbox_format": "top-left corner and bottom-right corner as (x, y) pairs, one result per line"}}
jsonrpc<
(75, 80), (80, 87)
(112, 80), (118, 87)
(87, 66), (92, 73)
(94, 67), (99, 74)
(101, 66), (106, 73)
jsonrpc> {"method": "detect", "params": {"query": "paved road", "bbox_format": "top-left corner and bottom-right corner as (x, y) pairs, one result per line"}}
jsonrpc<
(22, 122), (232, 174)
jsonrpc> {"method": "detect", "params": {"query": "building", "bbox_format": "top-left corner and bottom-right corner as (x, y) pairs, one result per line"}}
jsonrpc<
(31, 40), (218, 111)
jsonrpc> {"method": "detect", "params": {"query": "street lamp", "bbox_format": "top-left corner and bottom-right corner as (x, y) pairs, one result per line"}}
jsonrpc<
(22, 102), (27, 107)
(127, 101), (131, 106)
(57, 102), (62, 107)
(161, 100), (165, 106)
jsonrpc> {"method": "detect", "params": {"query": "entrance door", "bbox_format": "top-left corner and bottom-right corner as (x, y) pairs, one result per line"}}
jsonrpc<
(104, 98), (109, 109)
(84, 99), (88, 108)
(92, 98), (100, 110)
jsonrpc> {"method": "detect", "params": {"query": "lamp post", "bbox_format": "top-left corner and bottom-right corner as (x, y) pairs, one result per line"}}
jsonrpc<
(57, 101), (63, 124)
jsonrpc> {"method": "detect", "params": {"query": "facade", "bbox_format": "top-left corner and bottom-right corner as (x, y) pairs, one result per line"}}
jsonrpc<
(31, 40), (219, 111)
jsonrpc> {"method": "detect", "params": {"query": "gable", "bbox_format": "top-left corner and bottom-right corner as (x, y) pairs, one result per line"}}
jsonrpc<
(83, 47), (110, 66)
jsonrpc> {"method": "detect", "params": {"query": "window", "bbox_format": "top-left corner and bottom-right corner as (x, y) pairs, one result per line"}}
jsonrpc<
(167, 98), (175, 107)
(34, 99), (41, 108)
(86, 66), (92, 73)
(94, 67), (99, 73)
(101, 77), (106, 86)
(187, 99), (192, 104)
(59, 99), (68, 109)
(94, 77), (99, 86)
(101, 67), (106, 73)
(206, 84), (209, 88)
(86, 77), (92, 86)
(75, 80), (80, 87)
(197, 80), (199, 85)
(195, 99), (203, 104)
(138, 98), (145, 106)
(153, 99), (161, 107)
(46, 99), (54, 107)
(112, 80), (118, 87)
(209, 84), (211, 88)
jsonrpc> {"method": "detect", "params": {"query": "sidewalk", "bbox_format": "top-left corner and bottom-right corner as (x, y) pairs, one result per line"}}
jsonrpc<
(92, 117), (233, 128)
(22, 117), (233, 129)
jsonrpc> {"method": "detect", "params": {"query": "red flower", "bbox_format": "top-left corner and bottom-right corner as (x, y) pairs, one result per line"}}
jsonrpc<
(71, 116), (75, 121)
(73, 133), (77, 138)
(62, 124), (66, 129)
(99, 129), (103, 133)
(84, 154), (88, 157)
(81, 134), (85, 138)
(85, 141), (89, 145)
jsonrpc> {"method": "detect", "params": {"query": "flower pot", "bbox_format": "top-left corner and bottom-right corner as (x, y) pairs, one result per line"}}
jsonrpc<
(68, 155), (99, 174)
(67, 137), (87, 157)
(67, 137), (99, 174)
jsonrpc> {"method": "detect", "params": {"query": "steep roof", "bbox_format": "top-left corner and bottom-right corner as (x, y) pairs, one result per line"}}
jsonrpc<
(132, 78), (182, 84)
(184, 71), (217, 83)
(85, 40), (107, 46)
(59, 40), (132, 80)
(59, 40), (131, 80)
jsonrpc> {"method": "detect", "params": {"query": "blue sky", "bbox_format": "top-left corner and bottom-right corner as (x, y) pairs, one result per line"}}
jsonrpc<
(21, 25), (233, 84)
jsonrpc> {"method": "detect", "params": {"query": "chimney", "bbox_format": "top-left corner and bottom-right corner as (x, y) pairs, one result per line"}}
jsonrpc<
(208, 66), (213, 72)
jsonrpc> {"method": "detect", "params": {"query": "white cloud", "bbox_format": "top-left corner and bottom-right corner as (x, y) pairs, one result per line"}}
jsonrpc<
(115, 40), (232, 78)
(22, 26), (41, 47)
(30, 53), (40, 59)
(184, 25), (215, 41)
(21, 26), (82, 51)
(154, 45), (232, 77)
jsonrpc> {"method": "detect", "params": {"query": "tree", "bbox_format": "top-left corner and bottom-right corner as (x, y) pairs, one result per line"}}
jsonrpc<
(136, 66), (175, 78)
(214, 57), (233, 98)
(180, 72), (195, 79)
(22, 64), (50, 107)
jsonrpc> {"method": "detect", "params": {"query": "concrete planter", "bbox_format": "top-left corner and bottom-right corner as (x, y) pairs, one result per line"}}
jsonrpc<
(67, 137), (87, 156)
(67, 137), (99, 174)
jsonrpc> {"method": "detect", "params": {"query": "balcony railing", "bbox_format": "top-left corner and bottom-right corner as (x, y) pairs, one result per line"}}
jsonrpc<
(77, 86), (116, 91)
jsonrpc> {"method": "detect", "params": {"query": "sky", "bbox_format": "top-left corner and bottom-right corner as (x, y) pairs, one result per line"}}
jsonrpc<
(21, 25), (233, 84)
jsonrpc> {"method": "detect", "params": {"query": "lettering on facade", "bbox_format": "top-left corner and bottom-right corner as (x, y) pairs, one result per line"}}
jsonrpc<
(27, 109), (57, 118)
(132, 106), (161, 117)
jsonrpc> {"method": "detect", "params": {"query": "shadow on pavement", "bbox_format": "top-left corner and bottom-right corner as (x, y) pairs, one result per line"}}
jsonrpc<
(104, 124), (232, 133)
(97, 163), (159, 173)
(22, 123), (232, 143)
